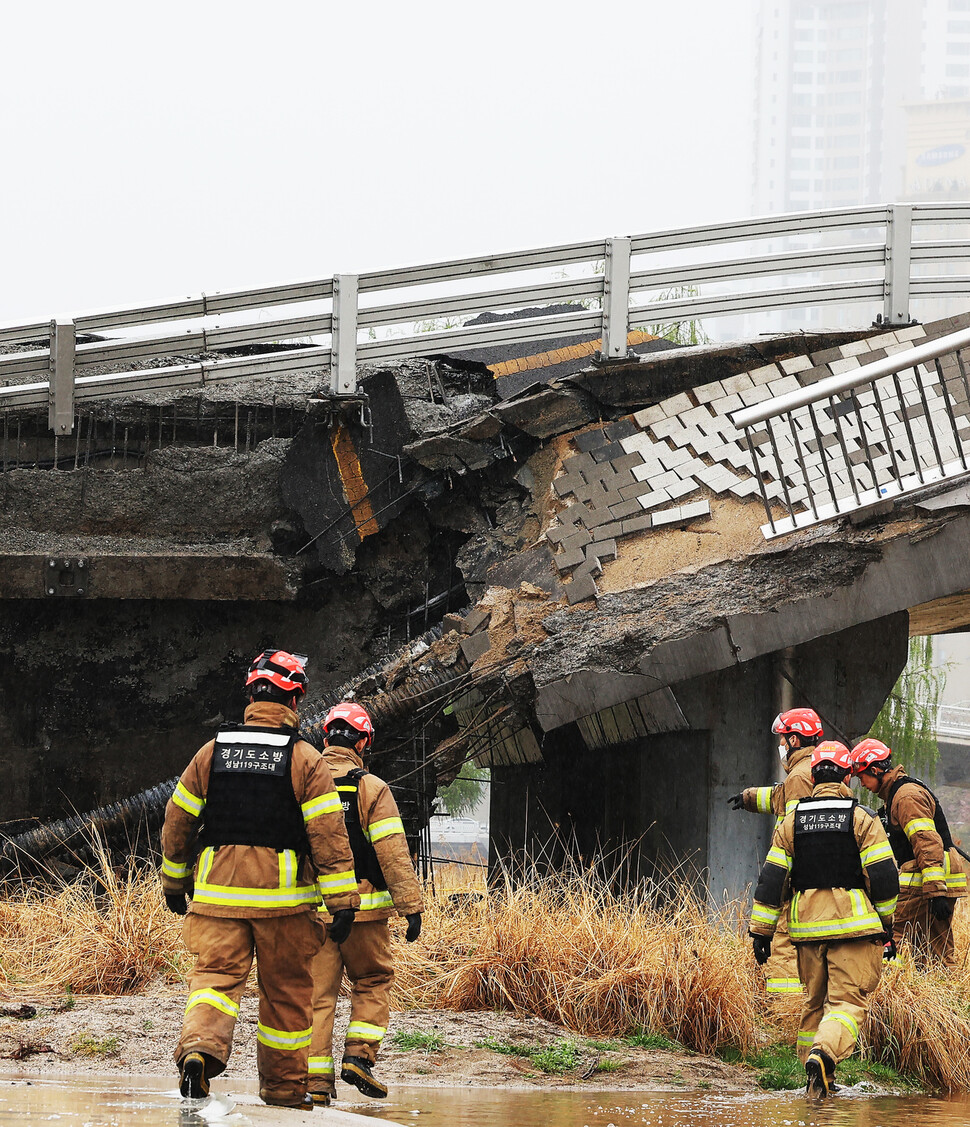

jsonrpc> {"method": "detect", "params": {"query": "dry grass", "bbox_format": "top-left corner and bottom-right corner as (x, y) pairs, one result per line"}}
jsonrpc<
(4, 849), (970, 1089)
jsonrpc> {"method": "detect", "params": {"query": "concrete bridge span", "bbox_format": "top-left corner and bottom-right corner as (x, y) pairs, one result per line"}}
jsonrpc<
(3, 314), (970, 896)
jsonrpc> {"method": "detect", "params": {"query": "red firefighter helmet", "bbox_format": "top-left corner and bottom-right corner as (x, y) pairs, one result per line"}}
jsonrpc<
(771, 707), (823, 739)
(851, 738), (893, 776)
(811, 741), (853, 771)
(322, 701), (374, 748)
(245, 650), (308, 696)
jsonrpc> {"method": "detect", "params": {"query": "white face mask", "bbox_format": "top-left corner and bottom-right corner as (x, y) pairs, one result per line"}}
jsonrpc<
(778, 741), (789, 764)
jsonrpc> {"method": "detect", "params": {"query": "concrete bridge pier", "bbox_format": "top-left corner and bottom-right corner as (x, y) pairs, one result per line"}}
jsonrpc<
(489, 611), (909, 903)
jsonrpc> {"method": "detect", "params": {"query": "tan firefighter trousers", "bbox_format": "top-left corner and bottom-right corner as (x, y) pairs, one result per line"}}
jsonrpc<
(308, 918), (395, 1095)
(764, 904), (803, 996)
(176, 912), (320, 1106)
(794, 937), (883, 1065)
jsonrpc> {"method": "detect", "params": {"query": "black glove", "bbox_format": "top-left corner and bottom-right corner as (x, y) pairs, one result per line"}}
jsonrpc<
(727, 793), (745, 811)
(165, 892), (187, 916)
(405, 913), (422, 943)
(882, 930), (897, 961)
(930, 896), (954, 922)
(328, 909), (356, 945)
(752, 935), (771, 966)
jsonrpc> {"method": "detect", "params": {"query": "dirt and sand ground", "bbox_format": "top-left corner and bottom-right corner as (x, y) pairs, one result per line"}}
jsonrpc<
(0, 983), (756, 1096)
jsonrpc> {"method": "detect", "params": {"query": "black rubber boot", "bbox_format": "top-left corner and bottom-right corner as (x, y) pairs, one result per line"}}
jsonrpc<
(341, 1056), (388, 1099)
(309, 1087), (335, 1107)
(178, 1052), (210, 1099)
(805, 1049), (835, 1099)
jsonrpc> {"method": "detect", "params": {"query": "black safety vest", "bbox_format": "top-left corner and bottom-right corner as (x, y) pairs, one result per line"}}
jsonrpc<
(335, 769), (387, 891)
(884, 775), (953, 864)
(789, 795), (865, 892)
(200, 724), (307, 852)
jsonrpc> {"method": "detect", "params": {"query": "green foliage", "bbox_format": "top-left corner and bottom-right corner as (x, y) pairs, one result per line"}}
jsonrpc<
(69, 1032), (119, 1057)
(635, 286), (711, 347)
(436, 762), (489, 817)
(391, 1030), (447, 1052)
(475, 1036), (582, 1074)
(624, 1030), (685, 1052)
(595, 1055), (629, 1073)
(868, 636), (945, 779)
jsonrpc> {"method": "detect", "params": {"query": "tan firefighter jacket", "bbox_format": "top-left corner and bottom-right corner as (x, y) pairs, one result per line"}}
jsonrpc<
(317, 745), (424, 925)
(750, 781), (899, 943)
(741, 742), (814, 822)
(160, 701), (360, 919)
(875, 765), (967, 901)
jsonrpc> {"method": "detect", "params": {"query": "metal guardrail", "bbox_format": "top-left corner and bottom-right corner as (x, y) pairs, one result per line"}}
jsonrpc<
(5, 202), (970, 434)
(732, 325), (970, 538)
(936, 704), (970, 740)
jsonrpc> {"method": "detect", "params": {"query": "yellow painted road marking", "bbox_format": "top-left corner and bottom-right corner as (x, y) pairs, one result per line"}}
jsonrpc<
(330, 423), (380, 540)
(489, 330), (658, 378)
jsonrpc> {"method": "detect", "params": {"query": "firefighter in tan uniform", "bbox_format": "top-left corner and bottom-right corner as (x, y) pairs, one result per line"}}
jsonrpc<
(851, 738), (967, 967)
(749, 741), (899, 1099)
(307, 702), (424, 1105)
(161, 650), (360, 1109)
(728, 707), (821, 996)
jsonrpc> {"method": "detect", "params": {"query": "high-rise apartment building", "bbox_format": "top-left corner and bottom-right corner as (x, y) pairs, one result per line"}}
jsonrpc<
(749, 0), (970, 329)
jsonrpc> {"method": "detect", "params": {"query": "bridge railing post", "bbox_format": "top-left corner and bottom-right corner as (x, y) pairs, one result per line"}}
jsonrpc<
(48, 318), (75, 435)
(330, 273), (359, 396)
(884, 203), (913, 326)
(602, 237), (631, 360)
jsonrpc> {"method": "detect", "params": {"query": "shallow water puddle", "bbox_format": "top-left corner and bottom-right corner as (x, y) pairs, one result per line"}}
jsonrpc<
(1, 1076), (970, 1127)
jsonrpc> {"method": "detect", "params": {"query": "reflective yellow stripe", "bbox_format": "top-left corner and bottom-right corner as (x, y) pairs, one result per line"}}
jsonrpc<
(173, 781), (204, 818)
(904, 817), (936, 838)
(947, 872), (967, 890)
(755, 787), (774, 814)
(346, 1021), (386, 1042)
(336, 785), (357, 792)
(368, 816), (405, 843)
(278, 849), (297, 889)
(193, 880), (320, 909)
(317, 870), (357, 894)
(308, 1056), (334, 1075)
(860, 841), (894, 865)
(360, 890), (394, 911)
(186, 989), (239, 1019)
(766, 847), (791, 871)
(849, 888), (867, 917)
(823, 1010), (859, 1040)
(789, 911), (882, 939)
(766, 978), (803, 994)
(302, 792), (342, 821)
(198, 846), (215, 885)
(874, 897), (898, 917)
(162, 856), (192, 879)
(257, 1023), (312, 1051)
(784, 798), (799, 815)
(922, 866), (946, 883)
(797, 1031), (816, 1047)
(751, 903), (781, 926)
(899, 871), (922, 887)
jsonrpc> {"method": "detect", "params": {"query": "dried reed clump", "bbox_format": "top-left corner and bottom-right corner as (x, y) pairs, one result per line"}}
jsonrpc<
(0, 847), (187, 997)
(393, 867), (765, 1055)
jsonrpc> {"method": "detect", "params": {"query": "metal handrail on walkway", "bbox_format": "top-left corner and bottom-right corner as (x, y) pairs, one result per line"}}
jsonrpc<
(4, 202), (970, 433)
(732, 326), (970, 538)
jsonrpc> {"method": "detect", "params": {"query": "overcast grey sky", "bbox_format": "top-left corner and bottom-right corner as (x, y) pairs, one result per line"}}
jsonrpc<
(0, 1), (756, 322)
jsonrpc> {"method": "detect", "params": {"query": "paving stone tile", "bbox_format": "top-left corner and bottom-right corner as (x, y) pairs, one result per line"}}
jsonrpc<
(565, 573), (598, 605)
(562, 452), (596, 478)
(897, 325), (927, 342)
(738, 384), (772, 406)
(666, 478), (700, 500)
(651, 499), (712, 528)
(612, 452), (647, 474)
(718, 393), (744, 415)
(592, 441), (627, 464)
(562, 528), (592, 551)
(588, 538), (617, 562)
(780, 355), (812, 374)
(829, 356), (860, 376)
(729, 478), (762, 499)
(689, 435), (719, 455)
(553, 473), (583, 498)
(597, 520), (625, 539)
(620, 431), (657, 456)
(633, 404), (665, 427)
(767, 376), (803, 396)
(841, 339), (875, 358)
(810, 346), (844, 366)
(605, 417), (638, 443)
(682, 405), (714, 428)
(748, 364), (780, 386)
(866, 331), (898, 349)
(796, 365), (831, 386)
(622, 514), (652, 535)
(652, 469), (682, 490)
(546, 524), (570, 546)
(574, 428), (607, 453)
(574, 555), (602, 580)
(609, 498), (644, 520)
(553, 548), (585, 573)
(636, 489), (671, 510)
(582, 506), (615, 530)
(559, 503), (586, 527)
(657, 446), (691, 469)
(722, 373), (755, 396)
(650, 417), (687, 441)
(694, 380), (725, 404)
(660, 392), (693, 417)
(460, 631), (492, 663)
(619, 479), (661, 500)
